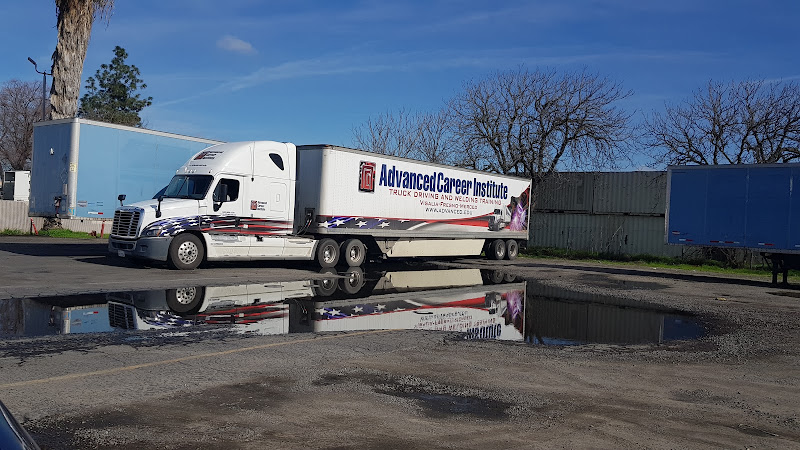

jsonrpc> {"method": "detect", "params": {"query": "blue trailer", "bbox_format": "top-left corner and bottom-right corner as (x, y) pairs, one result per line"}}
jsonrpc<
(29, 118), (222, 219)
(666, 163), (800, 284)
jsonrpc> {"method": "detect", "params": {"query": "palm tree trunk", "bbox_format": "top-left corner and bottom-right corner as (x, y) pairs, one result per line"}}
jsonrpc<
(49, 0), (94, 120)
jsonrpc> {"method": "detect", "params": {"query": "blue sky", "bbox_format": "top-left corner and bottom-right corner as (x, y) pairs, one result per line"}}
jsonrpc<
(1, 1), (798, 168)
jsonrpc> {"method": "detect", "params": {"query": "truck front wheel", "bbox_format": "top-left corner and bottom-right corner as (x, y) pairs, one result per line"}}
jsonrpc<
(316, 238), (340, 268)
(341, 239), (366, 266)
(488, 239), (506, 260)
(168, 233), (204, 270)
(166, 286), (205, 314)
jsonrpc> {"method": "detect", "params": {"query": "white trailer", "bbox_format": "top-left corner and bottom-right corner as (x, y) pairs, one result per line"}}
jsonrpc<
(2, 171), (30, 201)
(109, 141), (531, 269)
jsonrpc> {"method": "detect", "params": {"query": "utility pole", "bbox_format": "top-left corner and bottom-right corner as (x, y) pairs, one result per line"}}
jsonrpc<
(27, 57), (51, 121)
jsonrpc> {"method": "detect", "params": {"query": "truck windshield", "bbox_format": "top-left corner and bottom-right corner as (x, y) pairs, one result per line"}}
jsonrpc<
(161, 175), (213, 200)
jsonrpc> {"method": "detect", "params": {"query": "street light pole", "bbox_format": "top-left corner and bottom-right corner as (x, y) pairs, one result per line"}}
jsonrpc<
(27, 57), (51, 121)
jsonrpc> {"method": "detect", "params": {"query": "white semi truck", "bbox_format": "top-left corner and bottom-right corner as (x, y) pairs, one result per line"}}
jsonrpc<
(108, 142), (531, 269)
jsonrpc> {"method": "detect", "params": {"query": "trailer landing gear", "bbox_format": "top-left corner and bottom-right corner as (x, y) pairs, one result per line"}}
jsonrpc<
(765, 254), (800, 285)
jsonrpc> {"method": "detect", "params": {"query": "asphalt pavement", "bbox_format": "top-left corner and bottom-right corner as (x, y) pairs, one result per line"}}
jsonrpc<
(1, 236), (799, 449)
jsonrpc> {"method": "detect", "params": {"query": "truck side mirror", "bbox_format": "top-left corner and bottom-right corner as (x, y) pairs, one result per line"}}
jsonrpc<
(118, 194), (126, 206)
(213, 183), (228, 211)
(156, 195), (164, 218)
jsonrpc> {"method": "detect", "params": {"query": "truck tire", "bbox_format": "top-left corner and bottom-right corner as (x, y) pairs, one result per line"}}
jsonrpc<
(166, 286), (205, 314)
(339, 267), (365, 294)
(341, 238), (366, 266)
(316, 238), (340, 268)
(505, 239), (519, 260)
(487, 270), (506, 284)
(168, 233), (204, 270)
(313, 268), (338, 297)
(488, 239), (506, 260)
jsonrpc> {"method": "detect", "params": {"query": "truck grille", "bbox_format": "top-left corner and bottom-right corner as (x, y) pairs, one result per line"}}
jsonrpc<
(108, 302), (136, 329)
(112, 210), (141, 237)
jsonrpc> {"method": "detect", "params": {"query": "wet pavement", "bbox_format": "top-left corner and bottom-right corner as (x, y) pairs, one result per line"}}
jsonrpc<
(1, 237), (798, 449)
(0, 266), (706, 347)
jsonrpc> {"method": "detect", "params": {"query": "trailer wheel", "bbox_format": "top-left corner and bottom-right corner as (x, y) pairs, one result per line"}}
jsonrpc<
(316, 238), (340, 268)
(341, 239), (366, 266)
(168, 233), (204, 270)
(313, 268), (338, 297)
(166, 286), (205, 314)
(488, 239), (506, 260)
(487, 270), (506, 284)
(505, 239), (519, 260)
(339, 267), (365, 294)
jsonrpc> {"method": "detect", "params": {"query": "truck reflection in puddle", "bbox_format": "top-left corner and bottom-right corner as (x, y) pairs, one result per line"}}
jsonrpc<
(0, 268), (707, 345)
(106, 268), (526, 342)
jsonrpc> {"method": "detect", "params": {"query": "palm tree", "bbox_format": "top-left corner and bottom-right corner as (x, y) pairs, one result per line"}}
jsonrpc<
(49, 0), (114, 120)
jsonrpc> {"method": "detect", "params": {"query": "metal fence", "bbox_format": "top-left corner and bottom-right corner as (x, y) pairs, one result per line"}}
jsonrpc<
(529, 212), (682, 257)
(530, 171), (680, 257)
(0, 200), (110, 235)
(0, 201), (44, 233)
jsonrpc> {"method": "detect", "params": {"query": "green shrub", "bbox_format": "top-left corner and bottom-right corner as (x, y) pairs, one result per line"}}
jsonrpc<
(0, 229), (26, 236)
(0, 228), (107, 239)
(520, 246), (798, 278)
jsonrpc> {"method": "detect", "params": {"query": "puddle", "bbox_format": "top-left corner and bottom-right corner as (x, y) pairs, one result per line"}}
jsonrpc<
(379, 390), (510, 419)
(314, 371), (512, 419)
(766, 291), (800, 299)
(525, 281), (706, 345)
(0, 267), (706, 346)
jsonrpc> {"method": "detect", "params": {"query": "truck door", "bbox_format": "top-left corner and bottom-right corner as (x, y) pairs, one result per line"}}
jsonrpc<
(207, 176), (248, 257)
(247, 145), (292, 258)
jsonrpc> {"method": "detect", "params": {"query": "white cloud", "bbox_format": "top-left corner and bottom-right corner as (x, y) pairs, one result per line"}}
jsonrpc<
(216, 35), (257, 55)
(155, 46), (713, 108)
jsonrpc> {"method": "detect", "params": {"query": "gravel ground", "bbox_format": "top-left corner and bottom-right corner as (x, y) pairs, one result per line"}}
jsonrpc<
(0, 237), (798, 449)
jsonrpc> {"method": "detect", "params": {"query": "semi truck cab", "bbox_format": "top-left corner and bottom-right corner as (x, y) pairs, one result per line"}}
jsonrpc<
(109, 141), (315, 269)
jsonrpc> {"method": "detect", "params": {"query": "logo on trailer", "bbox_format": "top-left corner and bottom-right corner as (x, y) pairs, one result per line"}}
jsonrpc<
(359, 161), (376, 192)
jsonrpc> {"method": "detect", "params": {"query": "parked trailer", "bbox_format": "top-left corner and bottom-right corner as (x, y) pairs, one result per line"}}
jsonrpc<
(29, 118), (222, 219)
(109, 141), (531, 269)
(666, 163), (800, 283)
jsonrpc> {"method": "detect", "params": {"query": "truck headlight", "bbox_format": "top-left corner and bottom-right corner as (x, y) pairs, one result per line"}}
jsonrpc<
(142, 226), (164, 237)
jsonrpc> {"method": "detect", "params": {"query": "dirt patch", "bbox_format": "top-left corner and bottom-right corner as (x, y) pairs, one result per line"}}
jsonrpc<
(26, 376), (293, 449)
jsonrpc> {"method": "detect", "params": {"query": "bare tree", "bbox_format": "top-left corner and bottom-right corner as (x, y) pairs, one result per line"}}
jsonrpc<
(353, 108), (417, 157)
(448, 66), (633, 182)
(49, 0), (114, 120)
(645, 79), (800, 165)
(0, 80), (42, 170)
(353, 108), (455, 164)
(414, 110), (456, 164)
